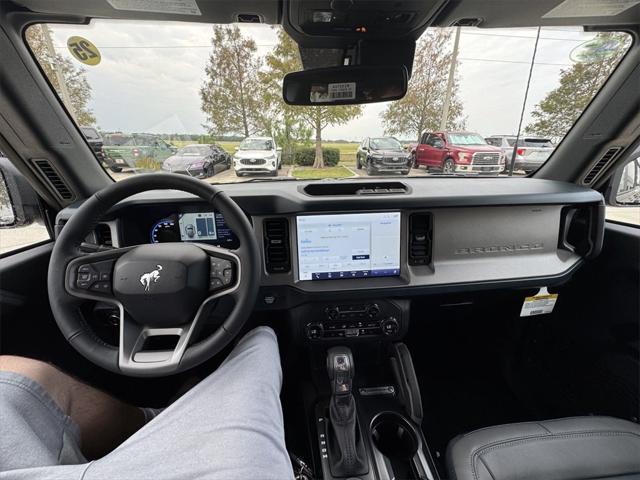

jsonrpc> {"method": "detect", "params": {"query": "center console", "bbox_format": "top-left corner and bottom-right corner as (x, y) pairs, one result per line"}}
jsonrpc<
(312, 342), (438, 480)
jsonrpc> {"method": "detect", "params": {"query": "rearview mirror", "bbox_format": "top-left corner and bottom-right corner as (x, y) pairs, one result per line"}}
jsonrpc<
(283, 65), (408, 106)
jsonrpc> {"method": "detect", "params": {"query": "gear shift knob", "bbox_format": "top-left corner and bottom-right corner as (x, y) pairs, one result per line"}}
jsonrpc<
(327, 346), (354, 395)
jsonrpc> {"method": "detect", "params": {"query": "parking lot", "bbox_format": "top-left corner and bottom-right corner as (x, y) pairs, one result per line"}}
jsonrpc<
(110, 165), (294, 183)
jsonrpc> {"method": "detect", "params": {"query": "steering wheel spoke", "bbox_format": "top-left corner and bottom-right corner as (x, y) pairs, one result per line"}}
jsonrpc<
(65, 247), (134, 302)
(197, 244), (242, 296)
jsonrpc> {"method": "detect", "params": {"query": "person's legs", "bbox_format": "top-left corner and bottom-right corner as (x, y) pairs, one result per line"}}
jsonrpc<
(0, 327), (293, 480)
(0, 356), (146, 460)
(81, 326), (294, 480)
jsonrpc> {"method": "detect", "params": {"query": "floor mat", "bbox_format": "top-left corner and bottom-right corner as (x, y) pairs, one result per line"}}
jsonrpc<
(406, 295), (536, 476)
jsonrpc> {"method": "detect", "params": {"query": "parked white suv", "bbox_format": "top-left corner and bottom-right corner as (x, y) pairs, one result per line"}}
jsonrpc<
(233, 137), (281, 177)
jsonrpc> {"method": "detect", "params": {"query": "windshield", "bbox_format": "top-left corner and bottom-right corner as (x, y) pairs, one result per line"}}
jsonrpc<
(448, 133), (487, 146)
(370, 138), (403, 151)
(25, 22), (630, 182)
(178, 145), (210, 156)
(239, 139), (273, 151)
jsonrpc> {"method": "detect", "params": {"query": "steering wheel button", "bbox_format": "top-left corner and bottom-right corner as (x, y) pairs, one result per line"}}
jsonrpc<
(78, 264), (91, 273)
(90, 281), (111, 292)
(209, 278), (223, 290)
(99, 272), (111, 280)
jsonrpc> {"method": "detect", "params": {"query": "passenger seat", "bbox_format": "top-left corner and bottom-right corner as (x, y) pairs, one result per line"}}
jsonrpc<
(446, 416), (640, 480)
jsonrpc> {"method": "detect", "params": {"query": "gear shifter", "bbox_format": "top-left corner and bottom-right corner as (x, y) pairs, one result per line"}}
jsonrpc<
(326, 347), (368, 477)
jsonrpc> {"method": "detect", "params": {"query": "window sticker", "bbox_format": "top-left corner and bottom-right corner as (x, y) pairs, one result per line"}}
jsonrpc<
(520, 287), (558, 317)
(310, 82), (356, 103)
(106, 0), (201, 16)
(67, 37), (101, 66)
(543, 0), (640, 18)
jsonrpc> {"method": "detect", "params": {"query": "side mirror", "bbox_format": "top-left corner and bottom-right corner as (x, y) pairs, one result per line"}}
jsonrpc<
(0, 157), (40, 227)
(610, 157), (640, 206)
(283, 65), (408, 106)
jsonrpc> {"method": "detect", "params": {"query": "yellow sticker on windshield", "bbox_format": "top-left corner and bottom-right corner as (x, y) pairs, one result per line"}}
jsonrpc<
(67, 36), (101, 66)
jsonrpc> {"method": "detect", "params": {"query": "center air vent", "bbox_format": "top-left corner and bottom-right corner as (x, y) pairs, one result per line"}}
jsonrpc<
(264, 218), (291, 274)
(583, 147), (622, 185)
(32, 159), (74, 201)
(408, 213), (433, 266)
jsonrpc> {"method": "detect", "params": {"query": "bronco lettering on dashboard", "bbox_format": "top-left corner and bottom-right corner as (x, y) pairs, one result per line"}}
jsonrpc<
(454, 243), (544, 255)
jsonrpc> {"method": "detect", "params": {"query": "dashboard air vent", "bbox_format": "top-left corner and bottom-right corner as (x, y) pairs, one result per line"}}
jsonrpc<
(452, 18), (483, 27)
(264, 218), (291, 274)
(32, 159), (74, 200)
(95, 224), (113, 247)
(583, 147), (622, 185)
(237, 13), (261, 23)
(408, 213), (433, 266)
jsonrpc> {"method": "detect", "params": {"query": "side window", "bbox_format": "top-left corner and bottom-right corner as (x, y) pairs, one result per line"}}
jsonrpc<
(425, 134), (437, 147)
(606, 156), (640, 226)
(0, 158), (50, 255)
(420, 133), (429, 145)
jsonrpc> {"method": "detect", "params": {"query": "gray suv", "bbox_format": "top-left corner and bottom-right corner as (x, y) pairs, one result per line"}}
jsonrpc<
(485, 135), (554, 173)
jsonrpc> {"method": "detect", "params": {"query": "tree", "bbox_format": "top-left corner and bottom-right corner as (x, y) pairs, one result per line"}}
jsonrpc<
(381, 29), (465, 140)
(259, 29), (312, 163)
(200, 25), (264, 137)
(526, 32), (630, 138)
(300, 106), (362, 168)
(25, 25), (96, 126)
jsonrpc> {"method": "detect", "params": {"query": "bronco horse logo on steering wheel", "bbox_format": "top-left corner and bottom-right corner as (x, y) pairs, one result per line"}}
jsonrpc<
(139, 265), (163, 291)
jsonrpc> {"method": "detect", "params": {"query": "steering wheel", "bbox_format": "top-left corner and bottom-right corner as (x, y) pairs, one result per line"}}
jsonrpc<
(47, 174), (260, 377)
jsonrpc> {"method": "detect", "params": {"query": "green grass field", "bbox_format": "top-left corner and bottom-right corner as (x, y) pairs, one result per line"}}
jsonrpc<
(292, 165), (354, 179)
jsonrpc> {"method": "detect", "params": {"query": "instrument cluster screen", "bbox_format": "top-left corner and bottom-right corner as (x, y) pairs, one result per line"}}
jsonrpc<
(296, 212), (401, 281)
(150, 211), (237, 248)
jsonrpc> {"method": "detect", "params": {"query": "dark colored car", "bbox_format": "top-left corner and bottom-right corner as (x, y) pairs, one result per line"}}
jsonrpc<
(161, 144), (231, 178)
(356, 137), (412, 175)
(79, 126), (116, 171)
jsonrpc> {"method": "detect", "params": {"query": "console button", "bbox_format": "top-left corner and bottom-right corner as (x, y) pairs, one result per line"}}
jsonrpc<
(306, 323), (324, 339)
(326, 306), (339, 320)
(367, 304), (380, 318)
(382, 317), (400, 336)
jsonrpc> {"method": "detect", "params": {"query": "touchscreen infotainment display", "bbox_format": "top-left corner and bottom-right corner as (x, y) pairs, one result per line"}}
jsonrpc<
(296, 212), (401, 281)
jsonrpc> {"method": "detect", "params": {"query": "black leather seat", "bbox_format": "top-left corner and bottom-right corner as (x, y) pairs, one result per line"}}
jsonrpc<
(447, 417), (640, 480)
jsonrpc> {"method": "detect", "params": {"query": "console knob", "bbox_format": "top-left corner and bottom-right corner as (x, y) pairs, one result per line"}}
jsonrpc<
(306, 323), (324, 339)
(381, 317), (399, 336)
(367, 304), (380, 318)
(326, 306), (339, 321)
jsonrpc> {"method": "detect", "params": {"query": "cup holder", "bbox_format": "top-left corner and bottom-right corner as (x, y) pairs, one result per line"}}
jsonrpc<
(371, 412), (423, 479)
(371, 412), (419, 459)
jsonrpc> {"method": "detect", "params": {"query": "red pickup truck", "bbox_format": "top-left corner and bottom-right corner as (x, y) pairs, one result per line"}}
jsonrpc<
(412, 131), (505, 174)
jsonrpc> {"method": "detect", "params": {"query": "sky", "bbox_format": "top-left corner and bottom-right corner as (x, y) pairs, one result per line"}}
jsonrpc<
(46, 21), (621, 141)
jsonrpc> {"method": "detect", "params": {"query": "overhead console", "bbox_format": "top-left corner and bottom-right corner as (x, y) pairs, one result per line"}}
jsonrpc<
(285, 0), (445, 40)
(283, 0), (447, 71)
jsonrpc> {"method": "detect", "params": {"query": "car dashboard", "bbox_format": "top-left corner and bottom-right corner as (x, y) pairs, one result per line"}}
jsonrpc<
(56, 177), (604, 310)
